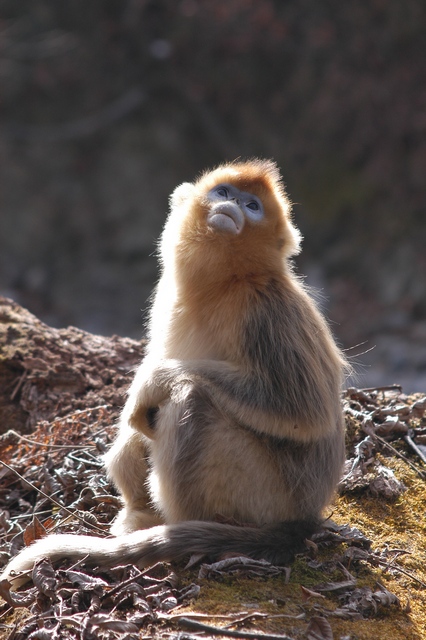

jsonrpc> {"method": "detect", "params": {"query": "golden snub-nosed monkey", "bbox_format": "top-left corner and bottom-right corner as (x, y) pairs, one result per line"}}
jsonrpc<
(1, 159), (347, 586)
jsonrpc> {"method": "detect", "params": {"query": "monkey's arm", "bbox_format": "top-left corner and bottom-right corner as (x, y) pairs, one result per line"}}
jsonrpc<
(127, 284), (344, 442)
(128, 357), (340, 443)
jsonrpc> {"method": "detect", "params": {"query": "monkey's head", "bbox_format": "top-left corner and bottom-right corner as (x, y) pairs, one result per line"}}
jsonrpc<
(161, 159), (302, 282)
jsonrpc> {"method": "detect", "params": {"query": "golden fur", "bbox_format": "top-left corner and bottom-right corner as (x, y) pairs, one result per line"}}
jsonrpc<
(1, 159), (347, 586)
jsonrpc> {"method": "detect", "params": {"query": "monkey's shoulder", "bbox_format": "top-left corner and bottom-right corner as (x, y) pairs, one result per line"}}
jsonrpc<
(246, 277), (326, 342)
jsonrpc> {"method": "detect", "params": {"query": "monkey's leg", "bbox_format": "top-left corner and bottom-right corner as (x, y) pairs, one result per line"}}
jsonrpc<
(147, 387), (304, 526)
(104, 423), (164, 535)
(148, 382), (343, 527)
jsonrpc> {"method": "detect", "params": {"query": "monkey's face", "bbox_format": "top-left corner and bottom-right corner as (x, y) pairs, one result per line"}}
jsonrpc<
(205, 183), (264, 236)
(161, 161), (302, 277)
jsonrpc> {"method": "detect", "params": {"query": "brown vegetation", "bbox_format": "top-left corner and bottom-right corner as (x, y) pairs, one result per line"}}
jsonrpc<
(0, 298), (425, 639)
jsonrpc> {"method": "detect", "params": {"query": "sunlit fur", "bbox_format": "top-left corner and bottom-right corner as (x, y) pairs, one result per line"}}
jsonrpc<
(1, 160), (347, 587)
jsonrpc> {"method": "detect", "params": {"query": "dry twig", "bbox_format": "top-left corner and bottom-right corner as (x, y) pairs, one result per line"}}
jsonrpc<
(177, 617), (295, 640)
(0, 459), (107, 534)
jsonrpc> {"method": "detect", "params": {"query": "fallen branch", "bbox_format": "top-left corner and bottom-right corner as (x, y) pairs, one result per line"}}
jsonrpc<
(362, 427), (426, 480)
(403, 434), (426, 466)
(177, 617), (295, 640)
(375, 558), (426, 588)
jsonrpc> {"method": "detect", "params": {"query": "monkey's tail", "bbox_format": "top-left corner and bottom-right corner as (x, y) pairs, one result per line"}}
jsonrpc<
(1, 519), (318, 587)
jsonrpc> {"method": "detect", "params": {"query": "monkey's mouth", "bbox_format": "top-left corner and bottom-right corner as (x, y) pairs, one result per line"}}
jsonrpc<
(207, 204), (244, 234)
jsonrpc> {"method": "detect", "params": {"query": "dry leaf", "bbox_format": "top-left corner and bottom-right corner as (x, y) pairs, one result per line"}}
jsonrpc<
(300, 585), (325, 601)
(110, 581), (146, 608)
(65, 569), (108, 589)
(372, 583), (400, 607)
(315, 580), (356, 593)
(0, 577), (37, 608)
(369, 465), (406, 499)
(198, 556), (288, 580)
(178, 582), (201, 601)
(333, 585), (399, 619)
(305, 615), (334, 640)
(411, 397), (426, 418)
(89, 613), (139, 632)
(23, 515), (47, 546)
(32, 557), (57, 598)
(185, 552), (206, 568)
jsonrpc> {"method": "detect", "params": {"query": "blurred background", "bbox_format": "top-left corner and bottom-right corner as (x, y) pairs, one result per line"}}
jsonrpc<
(0, 0), (425, 391)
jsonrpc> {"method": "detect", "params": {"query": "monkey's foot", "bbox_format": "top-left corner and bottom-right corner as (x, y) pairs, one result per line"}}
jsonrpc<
(111, 506), (164, 535)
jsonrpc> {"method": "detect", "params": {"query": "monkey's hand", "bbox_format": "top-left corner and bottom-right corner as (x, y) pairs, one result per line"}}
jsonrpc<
(137, 357), (341, 443)
(123, 357), (209, 438)
(123, 359), (171, 439)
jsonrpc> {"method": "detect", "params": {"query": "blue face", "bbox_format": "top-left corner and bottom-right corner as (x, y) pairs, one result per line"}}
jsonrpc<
(206, 184), (264, 234)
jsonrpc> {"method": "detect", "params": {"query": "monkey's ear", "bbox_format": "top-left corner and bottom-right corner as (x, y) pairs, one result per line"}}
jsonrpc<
(286, 223), (303, 257)
(169, 182), (196, 208)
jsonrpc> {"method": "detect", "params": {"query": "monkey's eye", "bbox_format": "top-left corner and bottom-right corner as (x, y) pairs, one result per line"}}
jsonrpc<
(246, 201), (259, 211)
(216, 187), (228, 198)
